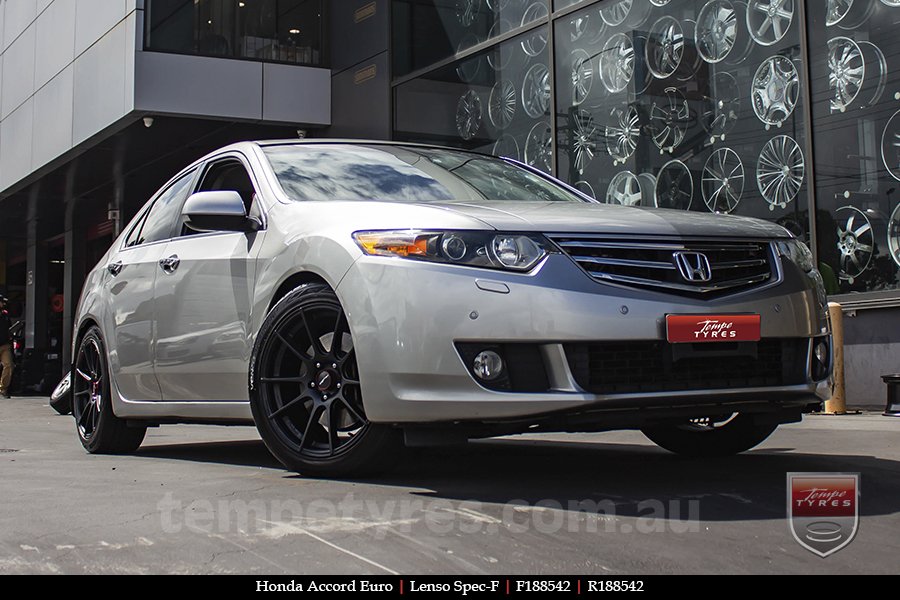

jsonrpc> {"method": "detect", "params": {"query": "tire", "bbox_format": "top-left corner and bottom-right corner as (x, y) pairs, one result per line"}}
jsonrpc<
(641, 413), (778, 457)
(72, 327), (146, 454)
(249, 284), (401, 477)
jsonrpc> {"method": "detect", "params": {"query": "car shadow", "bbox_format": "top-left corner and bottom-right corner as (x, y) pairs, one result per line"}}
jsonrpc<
(136, 435), (900, 521)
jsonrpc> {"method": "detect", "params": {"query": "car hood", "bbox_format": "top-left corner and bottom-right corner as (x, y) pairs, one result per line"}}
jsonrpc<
(417, 201), (790, 239)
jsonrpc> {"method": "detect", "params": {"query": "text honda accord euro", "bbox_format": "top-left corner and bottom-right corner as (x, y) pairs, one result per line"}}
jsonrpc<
(65, 141), (832, 476)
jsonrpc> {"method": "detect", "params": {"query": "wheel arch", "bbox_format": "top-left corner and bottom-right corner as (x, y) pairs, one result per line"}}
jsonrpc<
(266, 271), (332, 315)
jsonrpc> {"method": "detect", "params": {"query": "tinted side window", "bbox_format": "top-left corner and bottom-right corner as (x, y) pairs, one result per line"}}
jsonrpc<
(123, 209), (150, 248)
(137, 171), (196, 245)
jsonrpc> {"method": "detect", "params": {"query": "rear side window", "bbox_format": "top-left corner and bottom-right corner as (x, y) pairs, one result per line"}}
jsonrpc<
(131, 171), (196, 246)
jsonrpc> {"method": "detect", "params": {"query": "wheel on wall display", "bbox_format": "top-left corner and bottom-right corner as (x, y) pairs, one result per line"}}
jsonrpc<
(600, 0), (632, 27)
(492, 133), (520, 161)
(751, 55), (799, 129)
(888, 204), (900, 268)
(827, 37), (865, 112)
(489, 80), (516, 129)
(646, 16), (685, 79)
(456, 0), (481, 27)
(525, 121), (553, 173)
(857, 41), (887, 108)
(456, 90), (483, 141)
(522, 63), (551, 119)
(599, 33), (636, 94)
(655, 160), (694, 210)
(649, 87), (689, 153)
(520, 3), (549, 57)
(757, 135), (805, 210)
(746, 0), (794, 47)
(882, 109), (900, 181)
(605, 103), (641, 164)
(725, 1), (755, 66)
(571, 49), (594, 106)
(606, 171), (645, 206)
(486, 21), (513, 71)
(827, 0), (875, 29)
(696, 0), (739, 64)
(701, 72), (741, 141)
(702, 148), (745, 214)
(568, 109), (598, 175)
(574, 180), (596, 199)
(455, 36), (483, 83)
(836, 206), (874, 283)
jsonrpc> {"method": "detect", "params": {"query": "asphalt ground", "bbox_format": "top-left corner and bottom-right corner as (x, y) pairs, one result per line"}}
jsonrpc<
(1, 396), (897, 575)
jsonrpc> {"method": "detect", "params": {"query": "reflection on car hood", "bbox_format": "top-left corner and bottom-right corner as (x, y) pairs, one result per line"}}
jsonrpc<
(419, 201), (790, 239)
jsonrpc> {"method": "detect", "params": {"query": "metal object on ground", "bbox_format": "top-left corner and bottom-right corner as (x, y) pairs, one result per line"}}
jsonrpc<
(882, 374), (900, 417)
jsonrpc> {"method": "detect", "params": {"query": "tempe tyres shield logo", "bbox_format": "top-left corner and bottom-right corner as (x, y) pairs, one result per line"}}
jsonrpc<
(788, 473), (859, 557)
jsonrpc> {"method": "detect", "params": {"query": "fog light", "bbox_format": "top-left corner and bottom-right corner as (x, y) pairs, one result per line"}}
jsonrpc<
(813, 339), (830, 381)
(815, 341), (829, 365)
(473, 351), (504, 381)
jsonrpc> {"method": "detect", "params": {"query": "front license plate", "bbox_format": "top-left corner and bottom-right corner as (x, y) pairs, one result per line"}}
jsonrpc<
(666, 314), (761, 344)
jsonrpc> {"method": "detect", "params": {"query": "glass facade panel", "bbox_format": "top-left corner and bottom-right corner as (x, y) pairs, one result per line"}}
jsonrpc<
(807, 2), (900, 296)
(393, 0), (550, 77)
(394, 26), (553, 173)
(555, 0), (808, 229)
(390, 0), (900, 306)
(145, 0), (324, 66)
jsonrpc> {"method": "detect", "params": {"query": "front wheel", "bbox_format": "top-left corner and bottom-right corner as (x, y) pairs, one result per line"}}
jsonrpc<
(641, 413), (778, 457)
(249, 284), (400, 476)
(72, 327), (146, 454)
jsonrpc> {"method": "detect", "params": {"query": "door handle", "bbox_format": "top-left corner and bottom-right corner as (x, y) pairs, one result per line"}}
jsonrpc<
(159, 255), (180, 274)
(107, 261), (124, 276)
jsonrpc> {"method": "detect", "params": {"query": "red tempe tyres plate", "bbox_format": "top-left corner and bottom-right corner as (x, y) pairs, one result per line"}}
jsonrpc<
(666, 314), (761, 344)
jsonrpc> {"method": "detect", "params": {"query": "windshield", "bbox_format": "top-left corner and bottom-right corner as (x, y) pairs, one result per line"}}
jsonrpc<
(262, 144), (589, 204)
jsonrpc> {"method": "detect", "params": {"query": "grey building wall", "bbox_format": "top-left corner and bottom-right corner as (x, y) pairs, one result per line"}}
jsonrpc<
(0, 0), (332, 198)
(843, 310), (900, 409)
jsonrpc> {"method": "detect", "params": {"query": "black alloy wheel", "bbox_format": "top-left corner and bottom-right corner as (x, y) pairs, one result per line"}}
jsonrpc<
(250, 284), (399, 476)
(72, 327), (146, 454)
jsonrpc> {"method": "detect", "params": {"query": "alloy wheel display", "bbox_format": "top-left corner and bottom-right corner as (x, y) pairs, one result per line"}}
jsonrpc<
(599, 33), (636, 94)
(492, 134), (520, 161)
(756, 135), (805, 210)
(600, 0), (632, 27)
(525, 121), (553, 173)
(521, 3), (549, 57)
(701, 72), (741, 141)
(882, 109), (900, 181)
(522, 63), (551, 118)
(827, 36), (865, 112)
(751, 55), (800, 128)
(696, 0), (739, 64)
(888, 204), (900, 268)
(702, 148), (745, 213)
(456, 90), (483, 141)
(646, 16), (685, 79)
(571, 49), (594, 106)
(655, 160), (694, 210)
(649, 87), (689, 153)
(605, 104), (641, 164)
(746, 0), (794, 47)
(836, 206), (874, 283)
(488, 80), (516, 129)
(569, 109), (598, 174)
(456, 0), (481, 27)
(606, 170), (645, 206)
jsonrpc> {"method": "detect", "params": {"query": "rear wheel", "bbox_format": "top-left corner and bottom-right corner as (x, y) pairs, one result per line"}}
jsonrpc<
(72, 327), (146, 454)
(641, 413), (778, 457)
(250, 284), (400, 476)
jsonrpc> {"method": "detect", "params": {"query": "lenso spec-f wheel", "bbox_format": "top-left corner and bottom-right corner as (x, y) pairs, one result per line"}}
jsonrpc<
(250, 284), (400, 476)
(72, 327), (146, 454)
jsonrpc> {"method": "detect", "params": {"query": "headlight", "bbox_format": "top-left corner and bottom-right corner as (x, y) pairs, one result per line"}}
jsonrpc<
(776, 239), (815, 273)
(776, 239), (827, 306)
(353, 230), (550, 272)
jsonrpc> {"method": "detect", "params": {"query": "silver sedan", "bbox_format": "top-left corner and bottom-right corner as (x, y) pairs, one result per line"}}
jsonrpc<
(62, 141), (832, 475)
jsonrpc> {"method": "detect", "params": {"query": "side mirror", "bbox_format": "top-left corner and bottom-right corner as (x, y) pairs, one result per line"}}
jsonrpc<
(182, 191), (260, 233)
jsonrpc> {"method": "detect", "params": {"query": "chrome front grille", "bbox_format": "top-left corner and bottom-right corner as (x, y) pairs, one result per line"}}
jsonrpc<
(549, 236), (777, 297)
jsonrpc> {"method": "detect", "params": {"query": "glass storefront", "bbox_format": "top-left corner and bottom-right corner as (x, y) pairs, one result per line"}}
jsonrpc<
(391, 0), (900, 305)
(145, 0), (324, 66)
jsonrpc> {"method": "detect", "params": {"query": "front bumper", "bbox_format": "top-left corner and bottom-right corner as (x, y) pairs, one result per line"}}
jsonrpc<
(337, 253), (831, 423)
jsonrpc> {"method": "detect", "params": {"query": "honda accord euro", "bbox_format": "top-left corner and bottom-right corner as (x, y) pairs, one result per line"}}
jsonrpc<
(64, 141), (832, 475)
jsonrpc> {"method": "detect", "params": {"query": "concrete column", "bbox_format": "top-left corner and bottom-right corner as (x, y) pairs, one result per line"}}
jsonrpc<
(62, 199), (86, 370)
